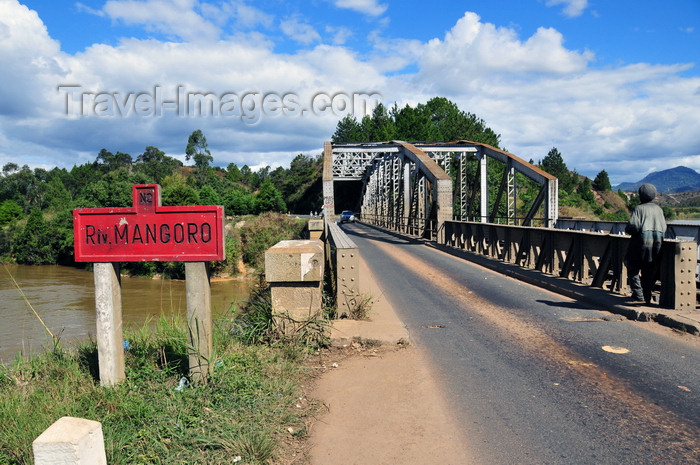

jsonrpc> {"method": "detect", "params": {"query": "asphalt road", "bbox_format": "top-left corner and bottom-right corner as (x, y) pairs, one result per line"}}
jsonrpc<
(341, 222), (700, 465)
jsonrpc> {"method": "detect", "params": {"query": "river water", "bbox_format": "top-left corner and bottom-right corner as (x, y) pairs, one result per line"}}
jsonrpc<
(0, 265), (253, 364)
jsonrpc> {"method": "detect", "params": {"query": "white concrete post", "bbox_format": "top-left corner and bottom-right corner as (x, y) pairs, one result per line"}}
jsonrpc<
(185, 261), (213, 382)
(33, 416), (107, 465)
(93, 262), (125, 386)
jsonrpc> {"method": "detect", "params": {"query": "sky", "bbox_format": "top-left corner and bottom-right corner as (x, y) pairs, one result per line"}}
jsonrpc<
(1, 0), (699, 186)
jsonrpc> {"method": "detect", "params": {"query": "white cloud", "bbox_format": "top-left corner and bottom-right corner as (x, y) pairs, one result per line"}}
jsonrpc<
(326, 25), (353, 45)
(102, 0), (221, 42)
(200, 0), (274, 30)
(405, 13), (699, 184)
(0, 0), (386, 172)
(280, 16), (321, 45)
(75, 2), (105, 17)
(417, 12), (591, 92)
(334, 0), (387, 17)
(0, 1), (66, 117)
(0, 1), (698, 187)
(545, 0), (589, 18)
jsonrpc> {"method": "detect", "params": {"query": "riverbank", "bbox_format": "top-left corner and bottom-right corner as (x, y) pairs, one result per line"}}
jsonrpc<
(0, 309), (324, 464)
(1, 212), (310, 363)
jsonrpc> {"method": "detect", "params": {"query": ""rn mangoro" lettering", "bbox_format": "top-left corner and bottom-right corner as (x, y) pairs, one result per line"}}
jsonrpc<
(85, 222), (212, 245)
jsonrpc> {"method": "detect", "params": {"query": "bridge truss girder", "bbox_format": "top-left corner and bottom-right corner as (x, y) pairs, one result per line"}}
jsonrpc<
(323, 141), (558, 234)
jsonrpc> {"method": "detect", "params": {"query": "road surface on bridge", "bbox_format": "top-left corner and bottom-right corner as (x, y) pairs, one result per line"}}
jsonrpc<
(340, 222), (700, 465)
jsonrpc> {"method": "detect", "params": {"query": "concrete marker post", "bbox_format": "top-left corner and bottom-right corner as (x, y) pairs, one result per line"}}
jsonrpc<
(185, 261), (213, 382)
(93, 262), (125, 387)
(33, 416), (107, 465)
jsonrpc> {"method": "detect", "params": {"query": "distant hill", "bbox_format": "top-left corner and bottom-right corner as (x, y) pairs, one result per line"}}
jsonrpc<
(615, 166), (700, 193)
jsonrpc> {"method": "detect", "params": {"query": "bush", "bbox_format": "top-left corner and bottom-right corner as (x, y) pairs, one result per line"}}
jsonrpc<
(600, 209), (630, 221)
(0, 200), (22, 226)
(11, 210), (57, 264)
(239, 213), (306, 270)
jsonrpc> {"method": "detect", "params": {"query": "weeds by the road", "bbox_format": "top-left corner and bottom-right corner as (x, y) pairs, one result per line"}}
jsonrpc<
(0, 306), (321, 464)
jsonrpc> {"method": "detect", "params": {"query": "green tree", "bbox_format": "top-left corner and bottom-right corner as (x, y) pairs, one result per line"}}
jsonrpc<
(81, 170), (140, 208)
(67, 163), (100, 201)
(1, 166), (42, 211)
(333, 97), (501, 147)
(135, 146), (182, 184)
(198, 184), (222, 206)
(11, 209), (56, 264)
(223, 186), (255, 215)
(239, 165), (253, 186)
(540, 147), (575, 194)
(226, 163), (242, 183)
(2, 163), (19, 177)
(280, 154), (322, 213)
(185, 130), (213, 186)
(662, 206), (675, 220)
(44, 175), (72, 211)
(593, 170), (612, 191)
(162, 184), (200, 206)
(255, 180), (286, 213)
(392, 104), (431, 141)
(578, 177), (595, 203)
(361, 103), (394, 141)
(0, 199), (23, 226)
(95, 148), (132, 173)
(332, 115), (365, 142)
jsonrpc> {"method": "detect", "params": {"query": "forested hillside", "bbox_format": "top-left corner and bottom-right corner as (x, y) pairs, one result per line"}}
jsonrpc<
(2, 98), (692, 272)
(0, 130), (322, 273)
(332, 97), (656, 223)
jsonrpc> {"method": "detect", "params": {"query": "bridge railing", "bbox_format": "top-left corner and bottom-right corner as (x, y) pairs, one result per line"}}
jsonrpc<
(554, 219), (700, 287)
(443, 220), (697, 311)
(324, 221), (361, 318)
(360, 213), (698, 310)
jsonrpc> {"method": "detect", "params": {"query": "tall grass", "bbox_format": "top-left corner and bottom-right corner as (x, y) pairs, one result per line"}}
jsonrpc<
(0, 313), (315, 465)
(232, 276), (330, 351)
(0, 212), (330, 463)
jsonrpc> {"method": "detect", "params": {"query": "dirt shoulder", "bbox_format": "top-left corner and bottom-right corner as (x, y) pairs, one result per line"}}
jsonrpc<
(303, 245), (473, 464)
(307, 342), (474, 465)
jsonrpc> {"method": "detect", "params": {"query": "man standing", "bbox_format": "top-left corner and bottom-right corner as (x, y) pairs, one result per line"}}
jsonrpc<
(625, 183), (667, 303)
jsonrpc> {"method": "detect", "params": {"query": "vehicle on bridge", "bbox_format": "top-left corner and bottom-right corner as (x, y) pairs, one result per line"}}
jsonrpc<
(340, 210), (356, 223)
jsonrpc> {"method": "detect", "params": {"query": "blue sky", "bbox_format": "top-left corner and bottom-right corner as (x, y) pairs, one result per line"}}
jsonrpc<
(2, 0), (699, 185)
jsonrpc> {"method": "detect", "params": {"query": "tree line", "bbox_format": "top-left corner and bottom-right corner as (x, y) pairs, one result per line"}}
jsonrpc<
(1, 97), (664, 269)
(0, 129), (322, 267)
(332, 97), (646, 222)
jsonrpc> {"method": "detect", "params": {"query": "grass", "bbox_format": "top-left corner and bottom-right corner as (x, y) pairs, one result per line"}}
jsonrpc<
(0, 213), (335, 464)
(233, 277), (331, 350)
(0, 309), (320, 465)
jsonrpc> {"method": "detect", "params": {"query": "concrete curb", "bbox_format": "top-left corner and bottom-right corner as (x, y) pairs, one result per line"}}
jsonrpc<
(356, 222), (700, 336)
(328, 254), (410, 346)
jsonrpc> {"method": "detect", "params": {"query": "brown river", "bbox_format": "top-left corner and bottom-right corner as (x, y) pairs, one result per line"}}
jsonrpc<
(0, 265), (253, 364)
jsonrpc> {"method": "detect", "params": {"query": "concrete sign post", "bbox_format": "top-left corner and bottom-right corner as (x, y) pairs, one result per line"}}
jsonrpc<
(185, 262), (213, 382)
(74, 184), (224, 385)
(93, 262), (125, 386)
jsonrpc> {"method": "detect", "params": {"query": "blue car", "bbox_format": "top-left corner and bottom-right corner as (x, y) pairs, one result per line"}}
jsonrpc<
(340, 210), (355, 223)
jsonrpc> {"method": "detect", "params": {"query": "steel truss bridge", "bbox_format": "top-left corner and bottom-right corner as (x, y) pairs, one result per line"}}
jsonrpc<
(322, 141), (699, 311)
(323, 140), (559, 238)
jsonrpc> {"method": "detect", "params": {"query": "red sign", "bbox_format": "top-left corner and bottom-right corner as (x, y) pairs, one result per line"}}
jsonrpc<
(73, 184), (225, 262)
